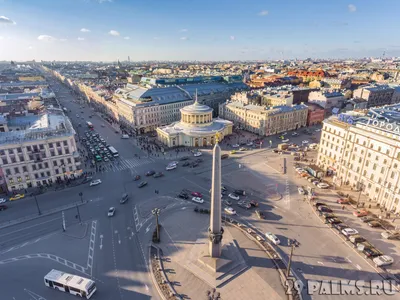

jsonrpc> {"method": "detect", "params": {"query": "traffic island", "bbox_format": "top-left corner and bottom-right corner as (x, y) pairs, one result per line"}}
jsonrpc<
(147, 207), (288, 300)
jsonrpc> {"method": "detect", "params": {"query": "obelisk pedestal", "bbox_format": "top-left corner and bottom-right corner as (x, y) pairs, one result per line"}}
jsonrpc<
(208, 140), (223, 258)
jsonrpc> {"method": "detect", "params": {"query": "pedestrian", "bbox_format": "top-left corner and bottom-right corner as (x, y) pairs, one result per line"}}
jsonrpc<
(341, 205), (345, 210)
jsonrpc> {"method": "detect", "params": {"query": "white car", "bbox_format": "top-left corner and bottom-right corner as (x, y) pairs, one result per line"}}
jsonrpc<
(170, 161), (179, 165)
(341, 228), (359, 237)
(90, 179), (102, 186)
(108, 207), (116, 217)
(224, 207), (236, 215)
(315, 129), (321, 132)
(292, 132), (298, 136)
(317, 182), (330, 189)
(282, 139), (290, 143)
(256, 235), (265, 241)
(265, 232), (280, 245)
(0, 198), (6, 204)
(192, 197), (204, 204)
(193, 152), (202, 157)
(246, 142), (253, 146)
(228, 193), (240, 201)
(373, 255), (394, 267)
(302, 140), (309, 144)
(298, 187), (305, 195)
(232, 144), (240, 148)
(166, 164), (177, 171)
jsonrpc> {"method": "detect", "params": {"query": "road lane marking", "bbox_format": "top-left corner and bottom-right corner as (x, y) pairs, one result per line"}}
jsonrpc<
(86, 220), (97, 276)
(317, 261), (324, 265)
(0, 217), (61, 238)
(100, 234), (103, 250)
(24, 288), (48, 300)
(356, 264), (362, 270)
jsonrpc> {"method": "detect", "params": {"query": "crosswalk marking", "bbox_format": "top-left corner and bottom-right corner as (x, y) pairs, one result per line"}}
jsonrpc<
(100, 157), (153, 173)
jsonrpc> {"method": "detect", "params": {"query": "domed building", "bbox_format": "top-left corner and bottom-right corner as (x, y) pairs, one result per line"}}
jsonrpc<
(157, 97), (232, 147)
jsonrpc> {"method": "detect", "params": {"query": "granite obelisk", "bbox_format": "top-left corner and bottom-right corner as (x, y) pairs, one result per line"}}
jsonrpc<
(209, 134), (224, 258)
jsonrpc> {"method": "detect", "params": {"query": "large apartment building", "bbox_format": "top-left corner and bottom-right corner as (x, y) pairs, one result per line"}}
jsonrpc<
(0, 112), (82, 192)
(317, 107), (400, 213)
(353, 85), (397, 108)
(219, 101), (308, 136)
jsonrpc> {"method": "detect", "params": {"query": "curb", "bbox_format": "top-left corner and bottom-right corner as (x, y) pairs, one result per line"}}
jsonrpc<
(149, 245), (167, 300)
(0, 201), (87, 230)
(61, 222), (89, 239)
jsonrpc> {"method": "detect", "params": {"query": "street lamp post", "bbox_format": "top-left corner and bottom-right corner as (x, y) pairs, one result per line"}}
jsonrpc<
(79, 192), (83, 203)
(34, 195), (42, 215)
(356, 182), (364, 207)
(76, 204), (82, 224)
(152, 208), (161, 242)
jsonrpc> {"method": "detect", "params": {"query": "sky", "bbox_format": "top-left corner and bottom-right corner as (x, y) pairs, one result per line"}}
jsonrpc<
(1, 0), (400, 61)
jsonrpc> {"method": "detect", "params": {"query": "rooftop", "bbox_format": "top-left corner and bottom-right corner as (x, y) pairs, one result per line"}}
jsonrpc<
(0, 112), (75, 145)
(0, 81), (48, 88)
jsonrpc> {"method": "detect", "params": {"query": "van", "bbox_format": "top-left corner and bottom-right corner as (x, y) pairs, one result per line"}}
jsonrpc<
(121, 134), (129, 139)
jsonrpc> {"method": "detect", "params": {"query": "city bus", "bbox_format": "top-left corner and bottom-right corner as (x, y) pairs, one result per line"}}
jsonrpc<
(108, 146), (119, 157)
(44, 269), (97, 299)
(86, 121), (94, 129)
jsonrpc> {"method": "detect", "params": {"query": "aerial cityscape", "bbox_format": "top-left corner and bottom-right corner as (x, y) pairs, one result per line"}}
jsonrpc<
(2, 1), (400, 300)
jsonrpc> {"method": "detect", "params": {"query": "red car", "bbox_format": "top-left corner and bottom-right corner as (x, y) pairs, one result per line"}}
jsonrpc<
(337, 198), (350, 204)
(353, 210), (368, 217)
(191, 192), (202, 197)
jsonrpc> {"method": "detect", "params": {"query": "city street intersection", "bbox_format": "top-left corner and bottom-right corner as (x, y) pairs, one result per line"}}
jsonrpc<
(0, 78), (399, 299)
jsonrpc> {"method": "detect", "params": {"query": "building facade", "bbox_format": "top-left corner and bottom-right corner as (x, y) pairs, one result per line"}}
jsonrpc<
(353, 85), (395, 108)
(305, 103), (325, 126)
(219, 101), (308, 136)
(317, 113), (400, 213)
(0, 113), (82, 192)
(308, 90), (345, 111)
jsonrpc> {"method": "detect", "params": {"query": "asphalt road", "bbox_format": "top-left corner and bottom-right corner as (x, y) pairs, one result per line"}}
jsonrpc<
(1, 73), (397, 299)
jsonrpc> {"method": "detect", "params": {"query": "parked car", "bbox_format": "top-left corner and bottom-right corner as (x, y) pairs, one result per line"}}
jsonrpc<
(337, 198), (350, 204)
(192, 197), (204, 204)
(250, 200), (259, 207)
(368, 221), (381, 228)
(333, 223), (349, 231)
(361, 216), (376, 223)
(182, 161), (190, 167)
(221, 154), (229, 159)
(193, 152), (202, 157)
(326, 217), (342, 224)
(317, 182), (330, 189)
(133, 175), (141, 181)
(108, 207), (116, 217)
(342, 228), (359, 237)
(166, 164), (177, 171)
(238, 201), (251, 209)
(318, 206), (333, 213)
(265, 232), (280, 245)
(0, 205), (7, 211)
(363, 247), (383, 259)
(255, 209), (265, 219)
(313, 202), (327, 208)
(178, 192), (189, 199)
(120, 193), (129, 204)
(224, 207), (236, 215)
(232, 144), (239, 148)
(180, 156), (189, 161)
(381, 231), (400, 240)
(298, 187), (305, 195)
(0, 198), (6, 204)
(89, 179), (102, 186)
(373, 255), (394, 267)
(138, 181), (147, 188)
(349, 235), (366, 246)
(191, 192), (202, 197)
(153, 172), (164, 178)
(353, 210), (368, 217)
(228, 193), (240, 201)
(234, 189), (246, 196)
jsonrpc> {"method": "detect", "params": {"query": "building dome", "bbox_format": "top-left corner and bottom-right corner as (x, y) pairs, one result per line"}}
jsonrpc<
(180, 96), (213, 127)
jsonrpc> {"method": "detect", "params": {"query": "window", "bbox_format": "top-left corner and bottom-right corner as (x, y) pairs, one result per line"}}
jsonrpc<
(371, 174), (374, 180)
(53, 161), (57, 166)
(365, 161), (369, 167)
(56, 142), (61, 147)
(27, 146), (32, 151)
(32, 165), (37, 171)
(19, 155), (24, 162)
(39, 144), (44, 150)
(49, 143), (53, 148)
(38, 163), (42, 169)
(63, 141), (68, 146)
(5, 169), (11, 176)
(17, 147), (22, 153)
(14, 167), (19, 174)
(44, 162), (49, 168)
(50, 150), (55, 157)
(46, 171), (51, 176)
(67, 158), (72, 164)
(55, 169), (59, 174)
(35, 173), (39, 179)
(373, 164), (377, 170)
(40, 172), (45, 177)
(22, 166), (27, 172)
(65, 148), (70, 154)
(381, 167), (385, 174)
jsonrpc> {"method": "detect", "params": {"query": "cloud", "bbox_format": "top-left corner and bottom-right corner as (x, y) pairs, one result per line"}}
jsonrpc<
(230, 36), (235, 41)
(27, 46), (33, 50)
(59, 38), (68, 42)
(109, 30), (120, 36)
(0, 16), (16, 25)
(258, 10), (269, 16)
(123, 36), (130, 40)
(37, 35), (57, 41)
(180, 37), (189, 40)
(80, 28), (90, 33)
(348, 4), (356, 12)
(77, 37), (85, 41)
(0, 36), (3, 40)
(180, 29), (188, 32)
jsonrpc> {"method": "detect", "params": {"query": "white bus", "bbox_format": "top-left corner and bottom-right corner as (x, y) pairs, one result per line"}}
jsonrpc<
(108, 146), (119, 157)
(44, 269), (97, 299)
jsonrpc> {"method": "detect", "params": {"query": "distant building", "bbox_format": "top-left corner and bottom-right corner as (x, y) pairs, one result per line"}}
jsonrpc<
(304, 103), (325, 126)
(262, 92), (293, 106)
(219, 101), (308, 136)
(353, 85), (395, 108)
(308, 90), (345, 112)
(344, 98), (368, 111)
(321, 78), (351, 89)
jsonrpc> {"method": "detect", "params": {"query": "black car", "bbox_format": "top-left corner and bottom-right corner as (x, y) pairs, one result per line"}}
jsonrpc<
(318, 206), (332, 213)
(234, 189), (246, 196)
(191, 162), (199, 168)
(333, 223), (349, 231)
(221, 154), (229, 159)
(0, 205), (7, 211)
(182, 161), (190, 167)
(180, 156), (189, 161)
(178, 192), (189, 199)
(146, 170), (155, 176)
(363, 247), (383, 259)
(120, 193), (129, 204)
(153, 172), (164, 178)
(138, 181), (147, 188)
(326, 217), (342, 224)
(195, 158), (203, 163)
(313, 201), (327, 208)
